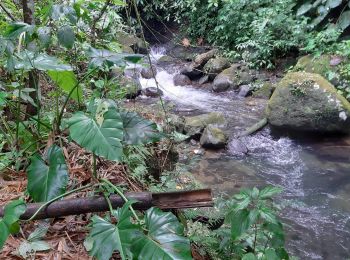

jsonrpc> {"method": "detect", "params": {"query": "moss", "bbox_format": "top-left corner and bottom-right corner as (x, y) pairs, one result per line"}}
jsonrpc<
(252, 83), (275, 99)
(294, 55), (332, 77)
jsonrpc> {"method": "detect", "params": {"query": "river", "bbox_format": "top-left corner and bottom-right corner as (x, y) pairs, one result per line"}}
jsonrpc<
(137, 47), (350, 259)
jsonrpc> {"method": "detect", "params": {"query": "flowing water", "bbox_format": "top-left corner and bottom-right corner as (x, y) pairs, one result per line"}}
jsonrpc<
(139, 47), (350, 259)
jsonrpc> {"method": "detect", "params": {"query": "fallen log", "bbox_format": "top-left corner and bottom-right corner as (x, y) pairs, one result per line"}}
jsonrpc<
(238, 117), (268, 137)
(0, 189), (213, 220)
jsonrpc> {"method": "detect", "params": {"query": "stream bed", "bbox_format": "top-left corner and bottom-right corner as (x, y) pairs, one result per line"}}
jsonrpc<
(138, 47), (350, 259)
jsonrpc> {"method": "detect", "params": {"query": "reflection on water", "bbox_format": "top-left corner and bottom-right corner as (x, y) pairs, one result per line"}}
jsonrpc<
(140, 46), (350, 260)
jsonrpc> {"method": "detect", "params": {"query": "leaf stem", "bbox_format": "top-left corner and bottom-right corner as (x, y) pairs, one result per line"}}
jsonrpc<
(100, 178), (140, 222)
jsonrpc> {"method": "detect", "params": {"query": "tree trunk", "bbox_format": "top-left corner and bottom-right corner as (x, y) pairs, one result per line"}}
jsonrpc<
(22, 0), (39, 117)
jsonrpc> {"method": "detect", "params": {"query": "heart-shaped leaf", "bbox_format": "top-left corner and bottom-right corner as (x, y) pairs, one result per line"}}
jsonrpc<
(86, 202), (140, 260)
(131, 207), (192, 260)
(37, 26), (52, 48)
(3, 22), (35, 39)
(0, 199), (26, 249)
(12, 51), (72, 71)
(57, 25), (75, 49)
(67, 101), (124, 161)
(47, 70), (82, 101)
(27, 145), (69, 202)
(120, 111), (161, 145)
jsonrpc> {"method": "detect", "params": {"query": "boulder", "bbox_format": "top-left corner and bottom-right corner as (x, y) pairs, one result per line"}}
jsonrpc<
(238, 85), (252, 97)
(173, 74), (191, 86)
(228, 139), (248, 155)
(198, 75), (210, 85)
(168, 114), (185, 133)
(180, 64), (202, 80)
(203, 57), (230, 79)
(141, 65), (157, 79)
(252, 83), (276, 99)
(119, 76), (142, 99)
(142, 87), (163, 97)
(116, 32), (148, 54)
(184, 112), (226, 138)
(294, 55), (333, 76)
(266, 72), (350, 133)
(194, 49), (217, 67)
(200, 125), (227, 149)
(157, 55), (175, 65)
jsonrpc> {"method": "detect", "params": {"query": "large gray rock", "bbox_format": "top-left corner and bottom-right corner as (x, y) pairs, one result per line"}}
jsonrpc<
(141, 65), (157, 79)
(204, 57), (230, 80)
(173, 74), (191, 86)
(180, 64), (202, 80)
(119, 76), (142, 99)
(184, 112), (226, 138)
(194, 49), (217, 67)
(200, 125), (227, 149)
(143, 87), (163, 97)
(252, 83), (276, 99)
(266, 72), (350, 133)
(212, 64), (257, 92)
(238, 85), (252, 97)
(157, 55), (175, 65)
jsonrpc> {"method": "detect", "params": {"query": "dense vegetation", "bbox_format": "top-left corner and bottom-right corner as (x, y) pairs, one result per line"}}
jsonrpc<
(0, 0), (349, 259)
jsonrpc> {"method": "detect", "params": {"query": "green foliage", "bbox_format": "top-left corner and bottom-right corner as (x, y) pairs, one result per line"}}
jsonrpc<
(67, 100), (124, 161)
(47, 70), (82, 101)
(27, 145), (69, 202)
(86, 204), (192, 260)
(0, 199), (26, 250)
(187, 186), (288, 259)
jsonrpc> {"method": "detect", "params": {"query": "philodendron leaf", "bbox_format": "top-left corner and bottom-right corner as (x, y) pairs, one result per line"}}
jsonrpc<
(120, 111), (161, 145)
(86, 202), (140, 260)
(67, 101), (124, 161)
(57, 25), (75, 49)
(27, 145), (69, 202)
(37, 26), (52, 48)
(0, 199), (26, 249)
(47, 70), (82, 101)
(131, 207), (192, 260)
(12, 51), (72, 71)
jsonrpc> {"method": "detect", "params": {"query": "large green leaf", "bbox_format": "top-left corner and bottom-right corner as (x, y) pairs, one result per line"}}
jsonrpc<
(120, 111), (161, 145)
(50, 4), (78, 24)
(227, 209), (251, 241)
(3, 22), (35, 39)
(326, 0), (342, 9)
(57, 25), (75, 49)
(87, 47), (143, 69)
(0, 199), (26, 249)
(131, 207), (192, 260)
(27, 145), (69, 202)
(47, 70), (82, 101)
(86, 202), (140, 260)
(67, 101), (124, 161)
(338, 10), (350, 31)
(37, 26), (52, 48)
(296, 2), (313, 16)
(12, 51), (72, 71)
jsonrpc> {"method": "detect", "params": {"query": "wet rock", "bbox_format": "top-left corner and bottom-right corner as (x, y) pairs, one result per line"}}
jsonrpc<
(266, 72), (350, 133)
(173, 74), (191, 86)
(203, 57), (230, 80)
(119, 76), (142, 99)
(116, 32), (148, 54)
(198, 75), (210, 85)
(168, 114), (185, 133)
(167, 45), (196, 61)
(141, 65), (157, 79)
(184, 112), (226, 138)
(252, 83), (276, 99)
(157, 55), (175, 65)
(180, 65), (202, 80)
(143, 87), (163, 97)
(238, 85), (252, 97)
(200, 125), (227, 149)
(228, 139), (248, 155)
(194, 49), (217, 67)
(212, 64), (241, 92)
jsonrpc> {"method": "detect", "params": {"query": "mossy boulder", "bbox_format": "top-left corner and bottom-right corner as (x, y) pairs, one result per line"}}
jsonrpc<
(157, 55), (175, 65)
(116, 32), (148, 54)
(141, 65), (157, 79)
(252, 83), (276, 99)
(200, 125), (227, 149)
(119, 76), (142, 99)
(184, 112), (226, 138)
(266, 72), (350, 133)
(203, 57), (230, 80)
(294, 55), (333, 76)
(212, 64), (256, 92)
